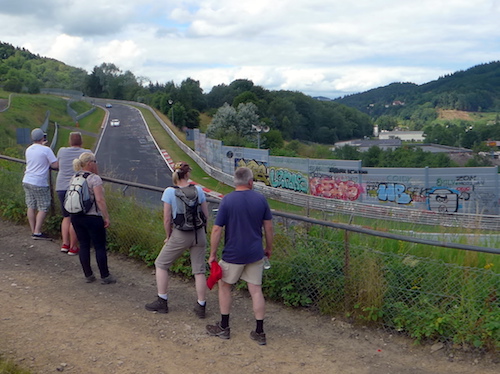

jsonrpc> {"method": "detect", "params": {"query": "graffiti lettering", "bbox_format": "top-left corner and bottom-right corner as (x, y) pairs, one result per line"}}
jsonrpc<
(329, 167), (367, 174)
(387, 175), (412, 183)
(456, 175), (477, 181)
(309, 176), (363, 201)
(269, 168), (308, 194)
(235, 158), (270, 186)
(377, 183), (412, 204)
(437, 177), (485, 187)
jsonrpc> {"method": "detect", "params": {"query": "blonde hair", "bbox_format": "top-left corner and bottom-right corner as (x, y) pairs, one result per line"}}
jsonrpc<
(73, 152), (95, 172)
(172, 162), (191, 185)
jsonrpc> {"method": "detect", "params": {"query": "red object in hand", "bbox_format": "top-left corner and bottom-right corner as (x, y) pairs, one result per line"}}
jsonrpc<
(207, 261), (223, 290)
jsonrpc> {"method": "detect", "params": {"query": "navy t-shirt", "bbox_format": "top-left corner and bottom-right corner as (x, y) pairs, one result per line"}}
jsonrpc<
(215, 189), (272, 264)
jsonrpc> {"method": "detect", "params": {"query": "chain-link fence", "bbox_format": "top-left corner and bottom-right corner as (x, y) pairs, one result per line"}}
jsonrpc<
(0, 155), (498, 350)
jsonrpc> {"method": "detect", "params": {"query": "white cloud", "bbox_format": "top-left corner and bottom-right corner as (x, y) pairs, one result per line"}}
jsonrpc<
(0, 0), (499, 98)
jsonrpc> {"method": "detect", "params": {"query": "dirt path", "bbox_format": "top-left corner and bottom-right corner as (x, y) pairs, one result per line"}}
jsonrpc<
(0, 219), (497, 374)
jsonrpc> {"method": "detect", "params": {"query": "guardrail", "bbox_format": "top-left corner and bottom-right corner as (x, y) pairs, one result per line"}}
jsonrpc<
(1, 153), (498, 349)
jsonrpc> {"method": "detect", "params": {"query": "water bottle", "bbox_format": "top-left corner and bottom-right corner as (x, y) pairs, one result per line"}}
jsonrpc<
(263, 256), (271, 270)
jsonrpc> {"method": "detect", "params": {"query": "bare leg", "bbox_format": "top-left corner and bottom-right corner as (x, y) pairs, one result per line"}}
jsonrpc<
(27, 208), (36, 233)
(155, 267), (169, 295)
(69, 221), (79, 248)
(248, 283), (265, 320)
(218, 280), (232, 314)
(34, 211), (47, 234)
(61, 216), (71, 245)
(194, 273), (207, 302)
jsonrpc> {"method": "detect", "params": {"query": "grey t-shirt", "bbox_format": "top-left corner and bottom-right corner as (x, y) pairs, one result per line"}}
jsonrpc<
(55, 147), (90, 191)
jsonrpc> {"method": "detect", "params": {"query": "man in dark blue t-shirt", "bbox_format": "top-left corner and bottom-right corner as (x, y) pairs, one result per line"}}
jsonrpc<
(206, 167), (273, 345)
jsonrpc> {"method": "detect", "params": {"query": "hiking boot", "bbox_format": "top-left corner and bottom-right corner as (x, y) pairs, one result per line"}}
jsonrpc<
(250, 330), (267, 345)
(32, 233), (51, 240)
(85, 274), (96, 283)
(68, 247), (79, 256)
(193, 302), (206, 319)
(61, 244), (70, 253)
(145, 296), (169, 314)
(101, 274), (116, 284)
(206, 322), (230, 339)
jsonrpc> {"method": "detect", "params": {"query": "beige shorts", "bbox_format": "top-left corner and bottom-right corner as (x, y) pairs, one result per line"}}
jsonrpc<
(155, 228), (207, 274)
(219, 258), (264, 286)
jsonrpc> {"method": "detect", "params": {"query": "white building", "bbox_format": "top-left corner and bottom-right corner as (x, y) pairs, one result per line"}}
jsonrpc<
(378, 130), (425, 142)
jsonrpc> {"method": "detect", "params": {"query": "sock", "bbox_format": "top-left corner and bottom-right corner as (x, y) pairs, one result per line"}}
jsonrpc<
(221, 314), (230, 329)
(256, 319), (264, 334)
(197, 300), (206, 306)
(158, 294), (168, 300)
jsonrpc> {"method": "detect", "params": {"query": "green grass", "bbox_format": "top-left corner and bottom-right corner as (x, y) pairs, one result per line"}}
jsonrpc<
(69, 100), (92, 114)
(54, 106), (104, 151)
(0, 356), (31, 374)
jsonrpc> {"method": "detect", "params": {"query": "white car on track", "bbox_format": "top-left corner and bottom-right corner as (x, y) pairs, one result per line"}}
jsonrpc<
(110, 119), (120, 127)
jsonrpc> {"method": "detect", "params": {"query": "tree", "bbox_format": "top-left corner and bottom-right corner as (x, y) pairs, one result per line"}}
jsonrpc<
(263, 129), (284, 150)
(206, 102), (261, 146)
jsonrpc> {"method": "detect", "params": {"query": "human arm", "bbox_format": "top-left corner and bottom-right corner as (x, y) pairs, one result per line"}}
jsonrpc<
(50, 160), (59, 170)
(93, 185), (110, 228)
(200, 201), (209, 222)
(163, 202), (172, 241)
(263, 219), (273, 258)
(209, 225), (223, 263)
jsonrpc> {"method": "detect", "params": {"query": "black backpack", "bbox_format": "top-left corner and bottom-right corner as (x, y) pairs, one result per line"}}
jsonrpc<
(172, 184), (206, 232)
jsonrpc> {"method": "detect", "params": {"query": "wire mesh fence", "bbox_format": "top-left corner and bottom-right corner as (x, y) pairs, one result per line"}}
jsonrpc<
(0, 156), (498, 350)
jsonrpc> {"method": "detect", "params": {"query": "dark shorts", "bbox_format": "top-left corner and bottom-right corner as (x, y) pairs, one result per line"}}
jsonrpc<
(57, 190), (70, 217)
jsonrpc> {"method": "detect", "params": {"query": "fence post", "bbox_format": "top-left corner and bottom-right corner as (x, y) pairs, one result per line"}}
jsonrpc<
(343, 215), (354, 312)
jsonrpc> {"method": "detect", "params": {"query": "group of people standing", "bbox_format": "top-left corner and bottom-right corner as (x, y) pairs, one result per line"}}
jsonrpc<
(22, 128), (115, 284)
(145, 162), (274, 345)
(23, 128), (274, 345)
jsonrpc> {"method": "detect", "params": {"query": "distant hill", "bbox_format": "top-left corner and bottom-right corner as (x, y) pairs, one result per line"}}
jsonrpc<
(334, 61), (500, 117)
(0, 41), (87, 93)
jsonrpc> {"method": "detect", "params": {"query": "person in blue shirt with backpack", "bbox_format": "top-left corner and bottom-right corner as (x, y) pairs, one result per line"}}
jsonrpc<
(145, 161), (209, 318)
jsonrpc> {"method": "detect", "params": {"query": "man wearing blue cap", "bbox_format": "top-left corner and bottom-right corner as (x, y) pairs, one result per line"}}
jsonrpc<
(22, 128), (59, 239)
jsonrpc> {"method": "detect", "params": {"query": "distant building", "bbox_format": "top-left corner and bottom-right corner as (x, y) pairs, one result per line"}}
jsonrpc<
(333, 139), (402, 152)
(379, 130), (425, 142)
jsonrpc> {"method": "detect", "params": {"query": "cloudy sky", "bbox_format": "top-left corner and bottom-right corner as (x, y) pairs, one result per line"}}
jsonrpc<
(1, 0), (499, 98)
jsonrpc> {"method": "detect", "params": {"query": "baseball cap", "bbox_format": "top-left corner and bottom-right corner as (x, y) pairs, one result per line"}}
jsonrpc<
(31, 128), (46, 141)
(206, 261), (223, 290)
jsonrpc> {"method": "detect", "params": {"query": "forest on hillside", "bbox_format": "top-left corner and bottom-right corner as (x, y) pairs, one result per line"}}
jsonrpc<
(335, 61), (500, 121)
(1, 41), (500, 167)
(0, 41), (373, 148)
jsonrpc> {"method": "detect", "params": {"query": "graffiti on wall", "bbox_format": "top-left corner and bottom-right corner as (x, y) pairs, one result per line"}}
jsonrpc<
(366, 174), (475, 212)
(236, 158), (269, 185)
(377, 183), (412, 204)
(309, 174), (364, 201)
(269, 167), (308, 194)
(235, 159), (309, 193)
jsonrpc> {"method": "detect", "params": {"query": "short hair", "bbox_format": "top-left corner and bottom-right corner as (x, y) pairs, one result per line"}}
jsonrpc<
(69, 132), (83, 147)
(73, 152), (96, 171)
(234, 167), (253, 186)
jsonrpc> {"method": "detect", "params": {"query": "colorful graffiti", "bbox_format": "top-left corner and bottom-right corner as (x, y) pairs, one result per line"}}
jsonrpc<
(377, 183), (412, 204)
(269, 167), (308, 194)
(424, 187), (464, 213)
(309, 176), (363, 201)
(235, 158), (269, 185)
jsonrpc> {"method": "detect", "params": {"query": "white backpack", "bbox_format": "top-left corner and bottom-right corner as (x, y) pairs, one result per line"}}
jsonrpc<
(64, 172), (93, 214)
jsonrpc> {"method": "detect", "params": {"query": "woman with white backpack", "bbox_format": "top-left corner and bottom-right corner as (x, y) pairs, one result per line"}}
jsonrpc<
(69, 152), (115, 284)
